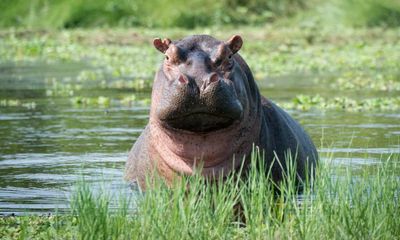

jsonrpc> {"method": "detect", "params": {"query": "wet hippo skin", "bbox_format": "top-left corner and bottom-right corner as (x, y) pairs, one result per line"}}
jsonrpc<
(125, 35), (318, 189)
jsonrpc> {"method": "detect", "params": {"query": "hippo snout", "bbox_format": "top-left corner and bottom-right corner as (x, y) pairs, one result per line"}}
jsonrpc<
(176, 72), (221, 94)
(156, 72), (243, 133)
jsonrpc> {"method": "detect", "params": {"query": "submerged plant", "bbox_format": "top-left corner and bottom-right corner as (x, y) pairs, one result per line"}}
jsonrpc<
(283, 95), (400, 112)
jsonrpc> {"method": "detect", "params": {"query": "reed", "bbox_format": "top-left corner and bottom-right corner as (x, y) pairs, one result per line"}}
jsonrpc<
(2, 149), (399, 239)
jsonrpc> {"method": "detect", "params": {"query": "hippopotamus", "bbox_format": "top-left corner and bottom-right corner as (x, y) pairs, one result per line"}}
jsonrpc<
(125, 34), (318, 189)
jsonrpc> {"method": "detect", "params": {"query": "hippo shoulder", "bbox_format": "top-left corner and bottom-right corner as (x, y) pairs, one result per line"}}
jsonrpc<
(259, 97), (318, 180)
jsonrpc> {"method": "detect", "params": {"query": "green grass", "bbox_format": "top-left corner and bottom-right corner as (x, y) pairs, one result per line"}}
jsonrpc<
(1, 149), (399, 239)
(1, 27), (399, 111)
(1, 27), (399, 78)
(282, 95), (400, 112)
(333, 0), (400, 27)
(1, 0), (399, 29)
(0, 0), (308, 29)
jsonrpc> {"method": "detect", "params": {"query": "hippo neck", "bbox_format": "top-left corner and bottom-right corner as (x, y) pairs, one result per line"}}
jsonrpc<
(148, 108), (262, 177)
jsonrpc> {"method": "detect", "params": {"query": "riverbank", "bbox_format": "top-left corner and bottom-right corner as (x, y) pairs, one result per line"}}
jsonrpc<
(1, 26), (399, 111)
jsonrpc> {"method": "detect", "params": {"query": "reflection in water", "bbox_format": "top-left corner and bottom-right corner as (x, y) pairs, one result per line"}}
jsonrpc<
(0, 62), (399, 214)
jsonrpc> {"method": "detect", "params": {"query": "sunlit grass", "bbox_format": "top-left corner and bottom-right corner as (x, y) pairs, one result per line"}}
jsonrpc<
(282, 95), (400, 112)
(334, 0), (400, 27)
(1, 149), (399, 239)
(0, 0), (308, 29)
(1, 0), (399, 29)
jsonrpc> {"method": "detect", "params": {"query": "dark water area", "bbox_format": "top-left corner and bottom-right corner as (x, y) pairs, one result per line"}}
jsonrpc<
(0, 62), (399, 215)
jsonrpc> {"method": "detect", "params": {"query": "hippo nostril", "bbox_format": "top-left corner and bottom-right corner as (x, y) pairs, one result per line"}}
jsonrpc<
(201, 73), (220, 91)
(178, 74), (189, 84)
(209, 73), (219, 83)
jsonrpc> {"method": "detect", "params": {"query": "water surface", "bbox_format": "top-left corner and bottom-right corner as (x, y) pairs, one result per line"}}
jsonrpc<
(0, 62), (399, 214)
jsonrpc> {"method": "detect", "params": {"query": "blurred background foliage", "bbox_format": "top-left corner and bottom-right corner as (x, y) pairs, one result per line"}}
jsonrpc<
(0, 0), (399, 29)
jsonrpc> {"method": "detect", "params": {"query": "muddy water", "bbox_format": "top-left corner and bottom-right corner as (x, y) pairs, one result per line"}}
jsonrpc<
(0, 62), (399, 214)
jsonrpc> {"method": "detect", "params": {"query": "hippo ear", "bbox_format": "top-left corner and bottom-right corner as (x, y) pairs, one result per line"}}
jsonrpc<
(153, 38), (171, 53)
(226, 35), (243, 54)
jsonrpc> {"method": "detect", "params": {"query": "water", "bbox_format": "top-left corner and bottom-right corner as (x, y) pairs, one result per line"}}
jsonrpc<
(0, 62), (399, 215)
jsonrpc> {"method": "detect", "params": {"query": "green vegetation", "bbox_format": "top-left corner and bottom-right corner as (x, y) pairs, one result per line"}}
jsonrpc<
(282, 95), (400, 111)
(1, 0), (400, 29)
(1, 150), (399, 239)
(1, 2), (399, 238)
(328, 71), (400, 91)
(334, 0), (400, 27)
(1, 26), (399, 111)
(0, 99), (37, 109)
(71, 95), (150, 107)
(0, 0), (307, 29)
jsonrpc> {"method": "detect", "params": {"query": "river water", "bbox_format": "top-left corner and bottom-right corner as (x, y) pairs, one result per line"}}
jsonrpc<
(0, 62), (399, 215)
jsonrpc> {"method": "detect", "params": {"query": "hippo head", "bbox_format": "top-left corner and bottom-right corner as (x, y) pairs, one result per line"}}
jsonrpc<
(150, 35), (251, 133)
(143, 34), (263, 177)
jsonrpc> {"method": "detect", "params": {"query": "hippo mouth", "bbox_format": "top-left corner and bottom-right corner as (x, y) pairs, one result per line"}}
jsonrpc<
(163, 112), (236, 133)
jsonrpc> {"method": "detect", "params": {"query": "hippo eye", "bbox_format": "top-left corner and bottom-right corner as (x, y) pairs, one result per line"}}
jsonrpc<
(228, 55), (232, 59)
(165, 55), (170, 61)
(227, 60), (234, 69)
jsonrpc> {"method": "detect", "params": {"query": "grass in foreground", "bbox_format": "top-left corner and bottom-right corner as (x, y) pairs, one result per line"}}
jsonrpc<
(1, 149), (399, 239)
